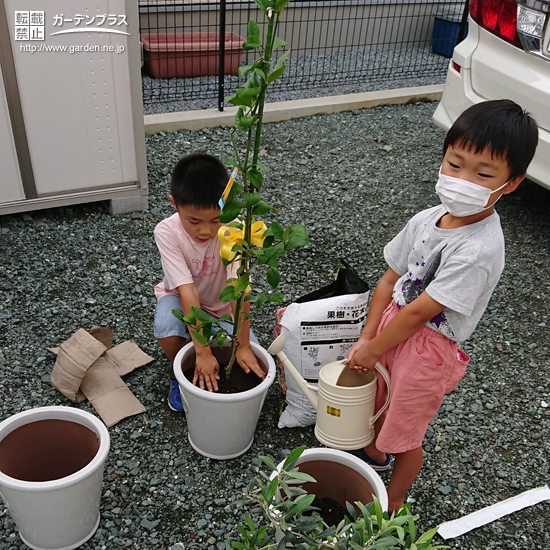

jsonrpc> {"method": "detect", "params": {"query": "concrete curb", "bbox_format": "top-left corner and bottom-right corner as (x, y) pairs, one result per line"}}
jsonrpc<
(143, 84), (444, 135)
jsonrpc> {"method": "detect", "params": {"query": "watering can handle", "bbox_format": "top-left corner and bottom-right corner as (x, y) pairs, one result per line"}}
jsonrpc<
(370, 362), (391, 426)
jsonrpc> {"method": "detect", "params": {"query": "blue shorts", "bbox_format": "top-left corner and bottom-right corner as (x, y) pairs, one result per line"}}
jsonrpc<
(154, 294), (258, 343)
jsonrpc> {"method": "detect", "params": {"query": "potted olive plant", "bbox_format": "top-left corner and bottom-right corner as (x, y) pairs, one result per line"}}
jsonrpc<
(228, 446), (447, 549)
(172, 0), (309, 460)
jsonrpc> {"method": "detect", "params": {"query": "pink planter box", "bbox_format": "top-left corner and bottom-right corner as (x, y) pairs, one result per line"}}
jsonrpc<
(141, 32), (244, 79)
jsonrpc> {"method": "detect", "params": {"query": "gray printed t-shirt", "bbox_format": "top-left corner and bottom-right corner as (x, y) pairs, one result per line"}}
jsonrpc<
(384, 204), (505, 342)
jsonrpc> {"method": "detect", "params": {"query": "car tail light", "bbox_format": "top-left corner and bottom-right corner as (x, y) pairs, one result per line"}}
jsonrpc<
(469, 0), (522, 48)
(470, 0), (550, 58)
(516, 2), (550, 59)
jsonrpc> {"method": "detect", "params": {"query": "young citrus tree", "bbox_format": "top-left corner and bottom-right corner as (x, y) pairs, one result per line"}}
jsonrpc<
(173, 0), (308, 378)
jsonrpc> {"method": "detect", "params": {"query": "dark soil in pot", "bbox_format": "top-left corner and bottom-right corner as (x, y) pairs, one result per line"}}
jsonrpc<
(183, 362), (263, 394)
(308, 496), (348, 527)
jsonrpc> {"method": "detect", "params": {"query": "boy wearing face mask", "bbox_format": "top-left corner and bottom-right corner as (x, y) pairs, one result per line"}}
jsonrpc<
(346, 99), (538, 513)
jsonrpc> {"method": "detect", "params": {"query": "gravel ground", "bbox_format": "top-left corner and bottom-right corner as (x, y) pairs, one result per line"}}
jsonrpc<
(1, 101), (550, 550)
(142, 46), (450, 113)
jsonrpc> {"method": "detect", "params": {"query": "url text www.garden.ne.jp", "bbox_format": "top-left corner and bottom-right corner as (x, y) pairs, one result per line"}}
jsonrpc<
(19, 43), (125, 54)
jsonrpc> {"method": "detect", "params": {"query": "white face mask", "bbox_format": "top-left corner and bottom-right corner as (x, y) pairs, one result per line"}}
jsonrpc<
(435, 169), (510, 217)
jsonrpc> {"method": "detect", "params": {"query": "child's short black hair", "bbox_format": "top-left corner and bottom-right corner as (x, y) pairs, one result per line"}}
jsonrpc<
(170, 152), (228, 208)
(443, 99), (538, 180)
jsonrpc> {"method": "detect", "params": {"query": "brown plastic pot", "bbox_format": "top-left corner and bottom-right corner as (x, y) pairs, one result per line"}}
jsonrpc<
(141, 32), (244, 79)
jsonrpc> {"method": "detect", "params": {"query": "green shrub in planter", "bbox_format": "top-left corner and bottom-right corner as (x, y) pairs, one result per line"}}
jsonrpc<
(228, 447), (447, 550)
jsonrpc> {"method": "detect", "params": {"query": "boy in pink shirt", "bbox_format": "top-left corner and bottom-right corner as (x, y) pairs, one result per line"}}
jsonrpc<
(154, 153), (265, 410)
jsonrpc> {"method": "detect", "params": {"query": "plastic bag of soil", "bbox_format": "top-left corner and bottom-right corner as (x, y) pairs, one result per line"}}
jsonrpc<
(274, 260), (370, 428)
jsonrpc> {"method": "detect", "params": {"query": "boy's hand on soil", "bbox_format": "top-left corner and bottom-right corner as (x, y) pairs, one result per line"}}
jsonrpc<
(193, 354), (220, 392)
(236, 346), (265, 380)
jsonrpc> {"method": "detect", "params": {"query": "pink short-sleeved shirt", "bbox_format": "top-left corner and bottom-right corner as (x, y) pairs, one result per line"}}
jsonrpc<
(154, 213), (235, 317)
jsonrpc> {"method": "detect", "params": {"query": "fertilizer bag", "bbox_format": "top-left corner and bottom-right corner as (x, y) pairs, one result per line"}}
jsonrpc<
(276, 261), (369, 428)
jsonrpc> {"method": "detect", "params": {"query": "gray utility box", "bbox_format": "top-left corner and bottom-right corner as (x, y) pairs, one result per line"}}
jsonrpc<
(0, 0), (147, 215)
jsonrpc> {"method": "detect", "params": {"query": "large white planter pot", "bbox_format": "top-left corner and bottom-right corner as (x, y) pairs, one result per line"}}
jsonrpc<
(274, 447), (388, 511)
(0, 406), (110, 550)
(173, 341), (276, 460)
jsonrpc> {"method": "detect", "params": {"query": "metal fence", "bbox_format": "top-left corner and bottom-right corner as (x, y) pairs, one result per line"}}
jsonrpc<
(139, 0), (468, 113)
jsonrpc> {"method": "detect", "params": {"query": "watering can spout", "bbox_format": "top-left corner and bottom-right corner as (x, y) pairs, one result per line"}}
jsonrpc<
(268, 334), (319, 411)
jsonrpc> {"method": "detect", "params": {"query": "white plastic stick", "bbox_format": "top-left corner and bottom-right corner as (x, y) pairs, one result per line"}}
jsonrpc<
(438, 485), (550, 539)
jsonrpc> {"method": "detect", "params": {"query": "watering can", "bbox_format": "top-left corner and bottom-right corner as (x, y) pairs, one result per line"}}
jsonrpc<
(268, 334), (391, 450)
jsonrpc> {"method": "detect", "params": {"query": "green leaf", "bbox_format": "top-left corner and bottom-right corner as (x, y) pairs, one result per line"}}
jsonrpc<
(283, 446), (306, 471)
(248, 19), (260, 38)
(220, 199), (244, 223)
(235, 107), (256, 132)
(244, 514), (255, 531)
(244, 71), (260, 89)
(253, 293), (269, 308)
(171, 309), (185, 322)
(238, 64), (255, 80)
(244, 192), (261, 208)
(219, 313), (233, 322)
(265, 476), (278, 503)
(286, 471), (316, 483)
(190, 329), (209, 346)
(256, 162), (269, 175)
(227, 184), (244, 205)
(345, 501), (358, 519)
(193, 309), (215, 323)
(182, 313), (196, 326)
(214, 331), (229, 348)
(285, 224), (309, 249)
(247, 168), (263, 189)
(234, 116), (248, 132)
(234, 275), (250, 294)
(275, 0), (292, 13)
(285, 494), (316, 518)
(272, 37), (286, 50)
(268, 292), (284, 303)
(415, 526), (440, 544)
(253, 0), (269, 14)
(274, 48), (291, 71)
(374, 496), (384, 528)
(268, 221), (284, 240)
(252, 201), (272, 216)
(267, 65), (286, 84)
(260, 455), (278, 470)
(266, 267), (280, 288)
(227, 86), (261, 108)
(243, 39), (260, 51)
(223, 156), (241, 168)
(219, 286), (237, 302)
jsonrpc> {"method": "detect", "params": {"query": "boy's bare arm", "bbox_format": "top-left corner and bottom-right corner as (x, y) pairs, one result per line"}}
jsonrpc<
(363, 268), (401, 338)
(177, 284), (220, 392)
(231, 298), (265, 380)
(348, 291), (445, 372)
(347, 268), (400, 363)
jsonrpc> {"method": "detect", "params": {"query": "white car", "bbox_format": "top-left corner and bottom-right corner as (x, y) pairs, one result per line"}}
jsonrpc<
(433, 0), (550, 190)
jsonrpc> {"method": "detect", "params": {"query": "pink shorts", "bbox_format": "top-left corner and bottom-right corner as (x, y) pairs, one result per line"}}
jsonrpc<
(374, 302), (469, 454)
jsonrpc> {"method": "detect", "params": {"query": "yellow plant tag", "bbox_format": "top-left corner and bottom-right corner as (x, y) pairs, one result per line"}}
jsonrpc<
(218, 167), (238, 209)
